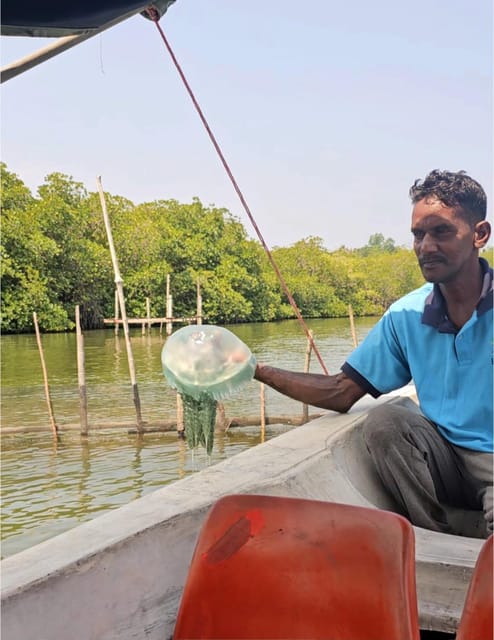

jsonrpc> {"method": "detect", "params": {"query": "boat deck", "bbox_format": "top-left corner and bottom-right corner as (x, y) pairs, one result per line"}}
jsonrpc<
(1, 390), (485, 639)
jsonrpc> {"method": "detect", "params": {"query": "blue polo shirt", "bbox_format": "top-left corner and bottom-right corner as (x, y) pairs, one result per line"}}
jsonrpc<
(342, 259), (493, 452)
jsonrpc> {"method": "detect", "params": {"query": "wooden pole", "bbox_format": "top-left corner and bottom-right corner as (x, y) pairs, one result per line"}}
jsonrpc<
(97, 176), (144, 432)
(33, 312), (58, 437)
(302, 330), (313, 424)
(166, 274), (173, 336)
(215, 402), (231, 431)
(1, 5), (151, 83)
(177, 437), (187, 478)
(146, 297), (151, 334)
(196, 279), (203, 325)
(348, 304), (358, 348)
(260, 383), (266, 441)
(176, 393), (184, 438)
(75, 305), (89, 436)
(114, 289), (119, 336)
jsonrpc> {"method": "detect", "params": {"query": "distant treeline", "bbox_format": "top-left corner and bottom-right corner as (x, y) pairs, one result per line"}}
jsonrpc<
(1, 163), (491, 333)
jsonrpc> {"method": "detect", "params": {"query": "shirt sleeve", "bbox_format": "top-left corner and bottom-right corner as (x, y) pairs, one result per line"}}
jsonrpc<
(341, 310), (412, 395)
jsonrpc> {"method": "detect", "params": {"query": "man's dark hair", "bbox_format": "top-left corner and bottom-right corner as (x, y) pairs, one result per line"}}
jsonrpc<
(409, 169), (487, 225)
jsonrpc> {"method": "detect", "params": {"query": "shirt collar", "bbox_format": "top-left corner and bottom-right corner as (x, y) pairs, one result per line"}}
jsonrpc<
(422, 258), (493, 333)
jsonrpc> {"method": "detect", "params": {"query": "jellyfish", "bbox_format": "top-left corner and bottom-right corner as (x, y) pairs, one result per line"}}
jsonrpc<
(161, 325), (257, 454)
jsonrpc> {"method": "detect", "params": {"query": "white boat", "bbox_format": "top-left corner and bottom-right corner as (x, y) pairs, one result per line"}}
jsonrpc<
(1, 388), (485, 639)
(1, 6), (487, 638)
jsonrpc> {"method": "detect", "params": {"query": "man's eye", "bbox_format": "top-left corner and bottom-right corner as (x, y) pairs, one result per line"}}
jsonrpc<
(412, 231), (424, 240)
(435, 227), (450, 235)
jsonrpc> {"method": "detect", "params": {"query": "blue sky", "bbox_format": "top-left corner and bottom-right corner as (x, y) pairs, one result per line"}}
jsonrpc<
(1, 0), (492, 250)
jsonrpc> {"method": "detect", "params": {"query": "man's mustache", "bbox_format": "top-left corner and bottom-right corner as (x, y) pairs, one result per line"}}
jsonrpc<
(418, 256), (447, 267)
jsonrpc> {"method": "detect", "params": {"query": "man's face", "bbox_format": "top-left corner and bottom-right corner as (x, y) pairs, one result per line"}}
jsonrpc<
(411, 197), (478, 284)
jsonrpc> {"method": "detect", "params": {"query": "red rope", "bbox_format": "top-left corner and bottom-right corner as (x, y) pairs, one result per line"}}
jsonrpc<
(146, 9), (329, 375)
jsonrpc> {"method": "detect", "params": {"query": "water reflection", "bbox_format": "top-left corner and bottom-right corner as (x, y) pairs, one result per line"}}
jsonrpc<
(177, 438), (187, 480)
(1, 318), (377, 558)
(131, 435), (145, 501)
(1, 318), (375, 432)
(1, 426), (291, 558)
(78, 437), (92, 515)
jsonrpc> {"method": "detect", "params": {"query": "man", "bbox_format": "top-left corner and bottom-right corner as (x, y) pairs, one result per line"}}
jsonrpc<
(255, 169), (493, 537)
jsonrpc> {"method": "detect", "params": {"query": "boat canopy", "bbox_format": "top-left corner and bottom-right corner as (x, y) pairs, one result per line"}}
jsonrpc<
(1, 0), (176, 37)
(1, 0), (176, 82)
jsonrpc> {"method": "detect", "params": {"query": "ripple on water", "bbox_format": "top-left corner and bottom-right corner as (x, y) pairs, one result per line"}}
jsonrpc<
(1, 320), (376, 559)
(0, 427), (290, 558)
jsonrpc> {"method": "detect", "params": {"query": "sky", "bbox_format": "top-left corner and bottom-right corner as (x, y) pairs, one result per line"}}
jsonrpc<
(1, 0), (492, 251)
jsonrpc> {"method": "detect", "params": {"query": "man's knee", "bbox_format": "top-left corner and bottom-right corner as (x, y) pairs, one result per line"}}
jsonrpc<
(362, 404), (409, 452)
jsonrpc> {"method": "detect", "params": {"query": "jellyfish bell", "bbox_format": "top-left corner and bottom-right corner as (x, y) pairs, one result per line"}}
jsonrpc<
(161, 324), (256, 401)
(161, 325), (257, 454)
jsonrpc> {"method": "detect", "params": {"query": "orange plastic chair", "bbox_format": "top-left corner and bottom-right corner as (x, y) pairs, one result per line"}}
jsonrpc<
(456, 534), (493, 640)
(173, 494), (420, 640)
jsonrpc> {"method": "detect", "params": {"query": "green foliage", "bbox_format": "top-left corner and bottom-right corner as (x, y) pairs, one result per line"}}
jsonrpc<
(1, 163), (430, 334)
(351, 249), (423, 311)
(480, 246), (493, 266)
(1, 165), (69, 332)
(269, 238), (421, 319)
(359, 233), (397, 255)
(272, 237), (346, 318)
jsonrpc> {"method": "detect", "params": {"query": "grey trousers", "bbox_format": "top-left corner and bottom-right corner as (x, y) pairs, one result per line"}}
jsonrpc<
(362, 404), (493, 537)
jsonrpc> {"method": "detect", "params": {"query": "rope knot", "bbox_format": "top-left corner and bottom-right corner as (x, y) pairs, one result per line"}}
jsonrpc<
(144, 5), (161, 22)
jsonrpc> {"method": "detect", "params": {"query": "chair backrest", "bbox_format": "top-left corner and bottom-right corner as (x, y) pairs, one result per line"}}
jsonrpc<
(456, 534), (493, 640)
(173, 494), (420, 640)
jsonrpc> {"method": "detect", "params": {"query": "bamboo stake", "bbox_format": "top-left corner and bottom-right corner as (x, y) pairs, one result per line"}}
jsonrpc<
(177, 437), (187, 478)
(33, 312), (58, 437)
(176, 393), (184, 438)
(75, 305), (88, 436)
(216, 402), (231, 431)
(146, 297), (151, 334)
(302, 330), (313, 424)
(196, 279), (203, 325)
(114, 289), (119, 336)
(260, 383), (266, 441)
(104, 315), (199, 326)
(166, 274), (173, 336)
(168, 298), (174, 332)
(2, 413), (324, 436)
(348, 304), (358, 348)
(97, 176), (144, 432)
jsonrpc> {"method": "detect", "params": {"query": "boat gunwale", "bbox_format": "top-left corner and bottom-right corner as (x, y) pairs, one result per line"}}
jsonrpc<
(1, 388), (485, 638)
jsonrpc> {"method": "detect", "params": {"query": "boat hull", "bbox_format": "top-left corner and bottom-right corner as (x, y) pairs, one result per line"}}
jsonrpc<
(1, 391), (485, 639)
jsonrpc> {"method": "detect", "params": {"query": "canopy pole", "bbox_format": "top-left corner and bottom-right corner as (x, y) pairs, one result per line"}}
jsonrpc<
(1, 6), (150, 84)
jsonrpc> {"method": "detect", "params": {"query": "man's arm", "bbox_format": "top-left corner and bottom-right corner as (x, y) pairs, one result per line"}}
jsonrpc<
(254, 364), (366, 413)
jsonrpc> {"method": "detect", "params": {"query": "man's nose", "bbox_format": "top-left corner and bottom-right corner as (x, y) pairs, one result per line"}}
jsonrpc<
(420, 232), (438, 252)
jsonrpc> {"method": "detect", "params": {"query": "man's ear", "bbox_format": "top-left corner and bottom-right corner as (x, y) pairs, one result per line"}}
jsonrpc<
(473, 221), (491, 248)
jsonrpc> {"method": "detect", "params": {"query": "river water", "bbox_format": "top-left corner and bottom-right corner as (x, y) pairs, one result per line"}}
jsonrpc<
(1, 317), (375, 558)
